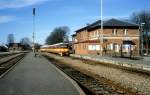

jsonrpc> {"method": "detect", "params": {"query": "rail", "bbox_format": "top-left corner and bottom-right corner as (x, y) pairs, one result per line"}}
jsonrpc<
(0, 51), (28, 59)
(0, 53), (27, 77)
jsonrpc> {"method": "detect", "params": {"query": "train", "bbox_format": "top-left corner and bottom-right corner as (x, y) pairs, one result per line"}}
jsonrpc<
(39, 43), (73, 56)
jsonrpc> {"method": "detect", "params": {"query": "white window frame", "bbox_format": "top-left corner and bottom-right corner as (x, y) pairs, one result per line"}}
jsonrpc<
(110, 43), (114, 50)
(123, 44), (130, 52)
(112, 29), (117, 35)
(115, 44), (119, 52)
(96, 30), (99, 37)
(124, 29), (128, 36)
(88, 45), (92, 51)
(96, 45), (100, 50)
(88, 45), (100, 51)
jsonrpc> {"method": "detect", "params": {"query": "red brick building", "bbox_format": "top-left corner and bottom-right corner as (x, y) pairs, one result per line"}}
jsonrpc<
(72, 19), (140, 56)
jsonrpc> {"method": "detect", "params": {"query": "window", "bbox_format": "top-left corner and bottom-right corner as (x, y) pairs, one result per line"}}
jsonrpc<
(84, 44), (86, 49)
(92, 31), (99, 38)
(75, 39), (77, 42)
(112, 29), (117, 35)
(124, 29), (128, 35)
(90, 32), (93, 38)
(88, 45), (100, 51)
(76, 45), (78, 49)
(107, 43), (114, 50)
(79, 44), (80, 49)
(88, 45), (93, 50)
(91, 32), (94, 37)
(123, 44), (130, 52)
(107, 44), (111, 50)
(115, 44), (120, 52)
(96, 45), (100, 50)
(110, 43), (114, 50)
(96, 30), (99, 37)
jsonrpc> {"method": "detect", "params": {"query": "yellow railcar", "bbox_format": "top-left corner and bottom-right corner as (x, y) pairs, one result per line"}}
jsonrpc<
(40, 43), (70, 56)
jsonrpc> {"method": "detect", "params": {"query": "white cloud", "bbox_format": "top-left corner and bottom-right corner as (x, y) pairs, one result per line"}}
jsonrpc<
(0, 16), (14, 23)
(0, 0), (49, 9)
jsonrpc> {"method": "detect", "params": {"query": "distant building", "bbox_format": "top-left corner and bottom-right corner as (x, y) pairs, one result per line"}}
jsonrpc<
(72, 19), (140, 56)
(8, 43), (24, 51)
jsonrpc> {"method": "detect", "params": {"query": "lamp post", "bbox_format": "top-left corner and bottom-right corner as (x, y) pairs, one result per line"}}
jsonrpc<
(100, 0), (103, 56)
(140, 22), (145, 56)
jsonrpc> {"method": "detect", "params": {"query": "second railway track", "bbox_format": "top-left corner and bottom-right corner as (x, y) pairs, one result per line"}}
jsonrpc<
(0, 53), (27, 77)
(0, 53), (16, 59)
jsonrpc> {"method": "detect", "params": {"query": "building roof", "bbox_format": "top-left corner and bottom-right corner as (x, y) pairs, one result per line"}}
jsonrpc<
(75, 18), (139, 33)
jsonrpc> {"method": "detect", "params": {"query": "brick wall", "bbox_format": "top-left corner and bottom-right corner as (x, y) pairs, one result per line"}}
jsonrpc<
(73, 28), (140, 56)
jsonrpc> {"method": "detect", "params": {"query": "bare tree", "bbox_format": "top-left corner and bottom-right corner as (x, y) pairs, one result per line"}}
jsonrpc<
(20, 37), (32, 50)
(45, 26), (70, 45)
(20, 37), (31, 46)
(7, 34), (15, 44)
(131, 10), (150, 54)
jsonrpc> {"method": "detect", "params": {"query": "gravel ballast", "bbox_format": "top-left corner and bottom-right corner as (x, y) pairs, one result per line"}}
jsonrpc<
(43, 53), (150, 95)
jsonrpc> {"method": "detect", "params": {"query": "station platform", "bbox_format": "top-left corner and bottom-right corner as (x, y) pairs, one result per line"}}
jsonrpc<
(0, 52), (84, 95)
(71, 54), (150, 72)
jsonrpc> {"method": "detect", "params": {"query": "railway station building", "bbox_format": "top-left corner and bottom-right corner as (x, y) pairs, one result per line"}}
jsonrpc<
(72, 19), (140, 56)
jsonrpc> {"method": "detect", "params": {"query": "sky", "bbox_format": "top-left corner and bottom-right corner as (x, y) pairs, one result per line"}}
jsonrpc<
(0, 0), (150, 44)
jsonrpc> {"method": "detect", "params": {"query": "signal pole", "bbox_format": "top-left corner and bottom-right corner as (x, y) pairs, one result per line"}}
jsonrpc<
(33, 8), (36, 53)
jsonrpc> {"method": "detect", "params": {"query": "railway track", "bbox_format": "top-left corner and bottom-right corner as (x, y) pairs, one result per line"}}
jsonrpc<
(0, 53), (27, 77)
(0, 52), (26, 59)
(0, 53), (16, 59)
(44, 55), (137, 95)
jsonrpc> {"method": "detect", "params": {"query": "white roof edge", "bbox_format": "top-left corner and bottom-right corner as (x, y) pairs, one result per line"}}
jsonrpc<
(41, 42), (69, 48)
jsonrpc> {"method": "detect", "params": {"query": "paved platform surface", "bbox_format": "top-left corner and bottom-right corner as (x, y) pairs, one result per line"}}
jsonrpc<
(0, 53), (82, 95)
(90, 55), (150, 66)
(71, 54), (150, 66)
(71, 54), (150, 72)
